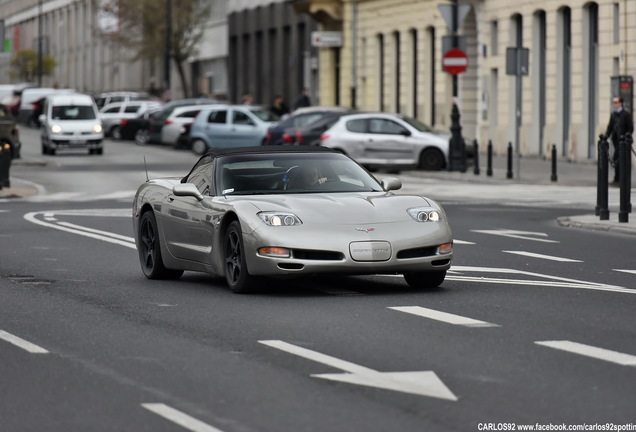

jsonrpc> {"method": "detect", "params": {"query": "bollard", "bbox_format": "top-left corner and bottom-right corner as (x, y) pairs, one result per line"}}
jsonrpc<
(550, 144), (558, 182)
(1, 143), (11, 188)
(618, 134), (629, 223)
(487, 140), (493, 176)
(473, 139), (480, 175)
(0, 144), (4, 190)
(506, 142), (513, 179)
(626, 134), (633, 214)
(597, 135), (609, 220)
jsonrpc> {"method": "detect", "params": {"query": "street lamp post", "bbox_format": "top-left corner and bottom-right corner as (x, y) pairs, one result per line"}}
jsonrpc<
(37, 0), (43, 86)
(448, 0), (466, 172)
(164, 0), (172, 97)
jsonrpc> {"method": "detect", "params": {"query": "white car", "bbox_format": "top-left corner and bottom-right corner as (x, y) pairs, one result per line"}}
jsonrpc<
(99, 101), (162, 139)
(160, 104), (220, 147)
(318, 112), (450, 171)
(39, 93), (103, 155)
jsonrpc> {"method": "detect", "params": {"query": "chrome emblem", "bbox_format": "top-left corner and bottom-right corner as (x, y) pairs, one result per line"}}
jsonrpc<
(355, 227), (375, 233)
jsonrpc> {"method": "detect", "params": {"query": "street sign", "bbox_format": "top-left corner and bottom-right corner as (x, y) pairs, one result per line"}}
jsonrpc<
(311, 31), (343, 48)
(438, 4), (471, 32)
(442, 48), (468, 75)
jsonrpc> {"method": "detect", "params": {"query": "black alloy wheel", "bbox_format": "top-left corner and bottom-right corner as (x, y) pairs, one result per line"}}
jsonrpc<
(224, 221), (256, 293)
(138, 211), (183, 280)
(403, 270), (446, 289)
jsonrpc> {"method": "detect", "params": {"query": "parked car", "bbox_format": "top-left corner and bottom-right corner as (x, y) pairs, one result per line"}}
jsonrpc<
(189, 105), (279, 155)
(173, 122), (193, 150)
(160, 104), (220, 147)
(17, 87), (75, 125)
(93, 91), (153, 109)
(318, 112), (450, 171)
(99, 100), (162, 138)
(134, 98), (220, 146)
(39, 93), (103, 155)
(116, 106), (164, 141)
(263, 106), (352, 145)
(132, 145), (453, 293)
(291, 111), (354, 147)
(0, 103), (21, 159)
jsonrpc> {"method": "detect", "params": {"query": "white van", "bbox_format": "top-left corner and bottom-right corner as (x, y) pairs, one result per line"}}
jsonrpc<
(39, 93), (104, 155)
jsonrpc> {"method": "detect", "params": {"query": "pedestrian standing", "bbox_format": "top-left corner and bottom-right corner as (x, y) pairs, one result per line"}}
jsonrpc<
(270, 95), (290, 118)
(293, 88), (311, 110)
(605, 96), (634, 185)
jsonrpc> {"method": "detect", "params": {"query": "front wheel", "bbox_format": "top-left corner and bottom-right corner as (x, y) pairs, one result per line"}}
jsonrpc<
(138, 211), (183, 280)
(135, 129), (149, 146)
(419, 148), (445, 171)
(111, 126), (122, 140)
(403, 270), (446, 289)
(191, 138), (208, 156)
(224, 221), (257, 293)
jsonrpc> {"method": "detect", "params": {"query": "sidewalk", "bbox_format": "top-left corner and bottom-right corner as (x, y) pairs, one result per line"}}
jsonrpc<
(2, 153), (635, 235)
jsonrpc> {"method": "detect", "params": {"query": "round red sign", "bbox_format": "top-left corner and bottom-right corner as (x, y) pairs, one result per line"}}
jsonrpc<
(443, 48), (469, 75)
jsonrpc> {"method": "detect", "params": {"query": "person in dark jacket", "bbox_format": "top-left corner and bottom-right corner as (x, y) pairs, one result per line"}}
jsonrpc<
(605, 96), (634, 184)
(293, 88), (311, 110)
(270, 95), (290, 118)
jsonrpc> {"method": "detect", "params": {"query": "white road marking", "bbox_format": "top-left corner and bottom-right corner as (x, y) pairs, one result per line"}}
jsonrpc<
(141, 403), (226, 432)
(0, 330), (49, 354)
(24, 211), (137, 249)
(471, 229), (559, 243)
(259, 340), (457, 400)
(502, 250), (582, 262)
(614, 269), (636, 275)
(535, 341), (636, 366)
(389, 306), (499, 327)
(453, 239), (475, 245)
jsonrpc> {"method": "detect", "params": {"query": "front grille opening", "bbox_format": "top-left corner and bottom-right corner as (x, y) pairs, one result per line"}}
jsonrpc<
(432, 259), (451, 266)
(396, 246), (438, 259)
(292, 250), (344, 261)
(278, 263), (304, 270)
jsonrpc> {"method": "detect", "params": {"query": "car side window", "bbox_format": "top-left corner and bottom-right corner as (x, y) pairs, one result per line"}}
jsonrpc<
(207, 110), (227, 124)
(103, 106), (120, 114)
(180, 110), (200, 118)
(369, 118), (407, 135)
(124, 105), (142, 113)
(346, 119), (367, 133)
(232, 110), (254, 126)
(187, 156), (213, 195)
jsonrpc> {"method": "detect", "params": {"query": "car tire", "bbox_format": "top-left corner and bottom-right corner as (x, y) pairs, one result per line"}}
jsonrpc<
(403, 270), (446, 289)
(135, 129), (149, 146)
(138, 211), (184, 280)
(224, 220), (257, 294)
(191, 139), (208, 156)
(419, 148), (445, 171)
(111, 126), (122, 140)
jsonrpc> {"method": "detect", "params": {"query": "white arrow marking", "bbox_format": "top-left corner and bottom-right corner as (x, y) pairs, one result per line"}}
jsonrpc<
(535, 341), (636, 366)
(0, 330), (49, 354)
(259, 340), (457, 400)
(389, 306), (499, 327)
(471, 229), (559, 243)
(142, 403), (226, 432)
(502, 251), (582, 262)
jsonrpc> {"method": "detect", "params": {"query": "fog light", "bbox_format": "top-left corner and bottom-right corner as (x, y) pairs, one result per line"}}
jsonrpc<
(438, 242), (452, 254)
(258, 247), (291, 258)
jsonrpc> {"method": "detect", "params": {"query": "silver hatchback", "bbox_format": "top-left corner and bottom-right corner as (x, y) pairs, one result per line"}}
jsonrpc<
(318, 113), (449, 171)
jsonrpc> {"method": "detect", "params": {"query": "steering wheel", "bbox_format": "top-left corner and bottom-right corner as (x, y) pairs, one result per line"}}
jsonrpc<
(282, 166), (298, 190)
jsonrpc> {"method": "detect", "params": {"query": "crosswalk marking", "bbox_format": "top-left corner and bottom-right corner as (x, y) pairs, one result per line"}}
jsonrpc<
(503, 250), (582, 262)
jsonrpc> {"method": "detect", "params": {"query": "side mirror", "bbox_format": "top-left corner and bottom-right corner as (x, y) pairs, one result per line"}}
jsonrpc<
(173, 183), (204, 201)
(381, 177), (402, 191)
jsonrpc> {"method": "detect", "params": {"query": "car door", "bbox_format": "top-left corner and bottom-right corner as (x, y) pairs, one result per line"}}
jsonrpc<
(99, 103), (123, 132)
(362, 117), (416, 164)
(161, 157), (218, 264)
(228, 108), (263, 146)
(200, 108), (231, 147)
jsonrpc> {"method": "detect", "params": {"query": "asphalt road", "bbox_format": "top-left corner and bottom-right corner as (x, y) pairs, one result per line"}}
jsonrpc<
(1, 129), (635, 431)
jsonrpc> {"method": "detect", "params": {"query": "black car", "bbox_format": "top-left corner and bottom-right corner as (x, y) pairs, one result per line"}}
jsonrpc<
(116, 106), (164, 141)
(263, 107), (352, 146)
(134, 98), (220, 145)
(0, 103), (21, 159)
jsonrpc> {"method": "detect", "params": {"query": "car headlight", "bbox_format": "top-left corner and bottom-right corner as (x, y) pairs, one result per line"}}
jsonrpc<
(407, 207), (443, 222)
(51, 124), (62, 134)
(93, 124), (103, 133)
(258, 212), (302, 226)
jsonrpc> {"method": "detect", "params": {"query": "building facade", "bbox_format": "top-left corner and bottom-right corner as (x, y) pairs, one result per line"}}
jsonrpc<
(295, 0), (636, 162)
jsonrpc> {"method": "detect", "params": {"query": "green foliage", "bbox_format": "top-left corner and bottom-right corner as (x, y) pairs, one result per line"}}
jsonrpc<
(8, 49), (58, 82)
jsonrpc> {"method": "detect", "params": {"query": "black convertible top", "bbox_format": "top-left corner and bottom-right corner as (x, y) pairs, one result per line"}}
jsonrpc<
(202, 145), (338, 158)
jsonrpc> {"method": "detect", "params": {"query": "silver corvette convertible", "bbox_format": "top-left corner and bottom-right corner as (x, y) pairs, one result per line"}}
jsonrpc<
(132, 146), (453, 293)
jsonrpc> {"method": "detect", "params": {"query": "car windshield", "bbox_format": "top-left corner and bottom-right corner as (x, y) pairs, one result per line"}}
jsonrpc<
(52, 105), (97, 120)
(249, 108), (279, 122)
(216, 153), (384, 195)
(400, 115), (433, 132)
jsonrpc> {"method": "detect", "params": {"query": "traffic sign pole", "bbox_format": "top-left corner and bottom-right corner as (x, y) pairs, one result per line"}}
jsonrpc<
(447, 0), (466, 172)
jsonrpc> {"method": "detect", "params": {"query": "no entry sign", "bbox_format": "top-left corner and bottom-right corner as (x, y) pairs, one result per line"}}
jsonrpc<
(442, 48), (468, 75)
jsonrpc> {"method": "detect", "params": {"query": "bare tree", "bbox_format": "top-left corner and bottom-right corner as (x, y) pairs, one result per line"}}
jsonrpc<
(96, 0), (212, 97)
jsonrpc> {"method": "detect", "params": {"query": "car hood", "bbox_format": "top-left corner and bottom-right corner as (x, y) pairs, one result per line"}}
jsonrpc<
(231, 192), (436, 224)
(51, 119), (101, 131)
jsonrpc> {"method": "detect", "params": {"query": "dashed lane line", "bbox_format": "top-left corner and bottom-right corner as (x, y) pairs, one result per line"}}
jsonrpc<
(535, 341), (636, 367)
(502, 250), (583, 262)
(142, 403), (226, 432)
(389, 306), (499, 327)
(0, 330), (49, 354)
